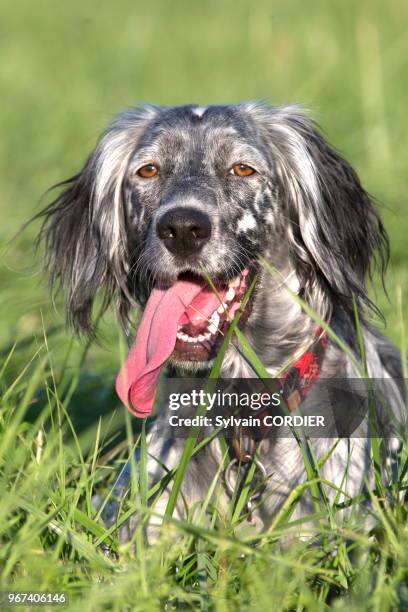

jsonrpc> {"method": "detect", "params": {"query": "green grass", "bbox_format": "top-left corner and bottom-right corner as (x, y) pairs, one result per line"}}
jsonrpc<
(0, 0), (407, 609)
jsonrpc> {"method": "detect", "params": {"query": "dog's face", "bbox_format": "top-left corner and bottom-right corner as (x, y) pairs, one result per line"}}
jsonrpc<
(126, 105), (277, 284)
(40, 103), (387, 369)
(124, 105), (281, 365)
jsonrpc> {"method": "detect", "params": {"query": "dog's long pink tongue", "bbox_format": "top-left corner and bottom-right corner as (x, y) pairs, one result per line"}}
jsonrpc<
(116, 280), (215, 418)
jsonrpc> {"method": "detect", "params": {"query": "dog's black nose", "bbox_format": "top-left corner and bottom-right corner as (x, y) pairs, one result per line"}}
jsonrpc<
(156, 207), (211, 256)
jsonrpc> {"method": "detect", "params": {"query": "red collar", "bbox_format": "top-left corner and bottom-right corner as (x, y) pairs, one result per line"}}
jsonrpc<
(280, 327), (329, 411)
(227, 328), (329, 464)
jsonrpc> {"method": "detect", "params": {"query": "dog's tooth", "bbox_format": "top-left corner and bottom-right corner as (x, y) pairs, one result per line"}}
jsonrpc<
(197, 334), (205, 342)
(229, 276), (240, 288)
(203, 332), (211, 340)
(208, 322), (218, 334)
(211, 311), (220, 326)
(208, 312), (220, 334)
(225, 287), (235, 302)
(187, 336), (195, 343)
(217, 302), (228, 313)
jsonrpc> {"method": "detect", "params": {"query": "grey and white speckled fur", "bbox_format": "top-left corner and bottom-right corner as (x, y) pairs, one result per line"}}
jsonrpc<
(38, 103), (406, 541)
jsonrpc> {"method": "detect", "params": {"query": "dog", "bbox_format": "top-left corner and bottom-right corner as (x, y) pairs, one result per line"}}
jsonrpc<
(39, 103), (406, 540)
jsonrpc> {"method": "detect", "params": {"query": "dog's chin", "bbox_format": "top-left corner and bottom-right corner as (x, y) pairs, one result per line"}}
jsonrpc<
(167, 263), (258, 370)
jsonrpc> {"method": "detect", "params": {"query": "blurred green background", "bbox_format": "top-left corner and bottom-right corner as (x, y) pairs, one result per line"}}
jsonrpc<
(0, 0), (407, 436)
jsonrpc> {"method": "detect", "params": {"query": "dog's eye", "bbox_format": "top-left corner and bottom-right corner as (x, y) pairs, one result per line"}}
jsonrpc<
(137, 163), (159, 178)
(230, 163), (257, 177)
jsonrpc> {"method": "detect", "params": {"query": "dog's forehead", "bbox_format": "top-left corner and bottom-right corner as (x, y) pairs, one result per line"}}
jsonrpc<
(138, 104), (255, 151)
(158, 103), (249, 126)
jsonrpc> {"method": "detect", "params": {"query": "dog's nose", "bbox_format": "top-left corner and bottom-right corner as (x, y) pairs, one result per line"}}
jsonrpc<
(156, 207), (211, 256)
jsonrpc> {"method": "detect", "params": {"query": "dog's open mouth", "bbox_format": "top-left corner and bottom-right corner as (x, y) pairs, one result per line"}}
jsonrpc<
(116, 264), (258, 417)
(172, 267), (257, 363)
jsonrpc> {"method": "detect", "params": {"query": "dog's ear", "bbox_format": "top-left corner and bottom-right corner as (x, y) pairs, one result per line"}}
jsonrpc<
(258, 105), (389, 318)
(38, 106), (157, 335)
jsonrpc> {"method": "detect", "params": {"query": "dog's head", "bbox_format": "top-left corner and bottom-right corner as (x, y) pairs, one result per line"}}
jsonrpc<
(40, 103), (388, 368)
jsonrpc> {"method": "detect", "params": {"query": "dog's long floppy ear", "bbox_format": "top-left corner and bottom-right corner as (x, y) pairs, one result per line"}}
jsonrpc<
(38, 106), (158, 335)
(258, 104), (389, 318)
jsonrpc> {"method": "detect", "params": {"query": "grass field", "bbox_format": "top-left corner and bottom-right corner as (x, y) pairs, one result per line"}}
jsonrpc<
(0, 1), (407, 609)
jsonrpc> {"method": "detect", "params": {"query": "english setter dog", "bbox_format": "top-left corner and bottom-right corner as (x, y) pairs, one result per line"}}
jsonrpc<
(39, 103), (405, 540)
